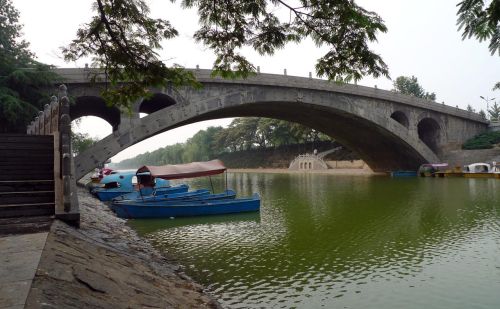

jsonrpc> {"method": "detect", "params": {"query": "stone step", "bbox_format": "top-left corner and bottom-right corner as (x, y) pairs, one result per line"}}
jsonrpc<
(0, 180), (54, 193)
(0, 215), (53, 235)
(0, 149), (53, 158)
(0, 171), (54, 181)
(0, 191), (55, 205)
(0, 163), (54, 173)
(0, 134), (53, 143)
(0, 203), (55, 218)
(0, 142), (54, 150)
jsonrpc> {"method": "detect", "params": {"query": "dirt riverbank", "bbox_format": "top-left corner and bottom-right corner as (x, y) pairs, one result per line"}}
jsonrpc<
(228, 168), (378, 175)
(25, 187), (220, 309)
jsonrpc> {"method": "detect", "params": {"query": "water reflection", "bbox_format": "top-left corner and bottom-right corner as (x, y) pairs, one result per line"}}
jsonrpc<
(130, 173), (500, 309)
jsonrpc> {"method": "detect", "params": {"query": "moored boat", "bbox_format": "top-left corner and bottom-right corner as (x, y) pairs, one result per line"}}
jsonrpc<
(463, 163), (499, 178)
(113, 189), (236, 204)
(92, 170), (174, 201)
(390, 170), (417, 177)
(418, 163), (449, 177)
(112, 193), (260, 219)
(97, 183), (189, 202)
(114, 189), (236, 203)
(112, 184), (191, 202)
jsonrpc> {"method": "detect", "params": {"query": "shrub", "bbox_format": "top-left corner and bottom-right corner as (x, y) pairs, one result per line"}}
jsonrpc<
(462, 131), (500, 150)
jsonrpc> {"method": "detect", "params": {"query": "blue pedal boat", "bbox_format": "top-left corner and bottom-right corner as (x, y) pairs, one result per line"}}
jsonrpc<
(390, 170), (418, 177)
(92, 170), (184, 201)
(95, 183), (187, 202)
(111, 184), (191, 202)
(114, 189), (236, 204)
(112, 193), (260, 219)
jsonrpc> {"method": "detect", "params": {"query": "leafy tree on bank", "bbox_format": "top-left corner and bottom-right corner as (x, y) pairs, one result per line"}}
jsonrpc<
(71, 132), (99, 156)
(392, 76), (436, 101)
(0, 0), (57, 133)
(63, 0), (389, 110)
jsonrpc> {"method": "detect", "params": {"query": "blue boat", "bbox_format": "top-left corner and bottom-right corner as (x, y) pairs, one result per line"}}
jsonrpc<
(92, 170), (179, 201)
(390, 170), (418, 177)
(96, 183), (188, 202)
(112, 193), (260, 219)
(114, 189), (236, 204)
(112, 184), (192, 202)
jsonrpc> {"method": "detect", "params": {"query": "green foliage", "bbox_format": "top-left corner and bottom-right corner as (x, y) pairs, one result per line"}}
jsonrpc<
(182, 126), (225, 162)
(462, 131), (500, 149)
(71, 132), (99, 156)
(457, 0), (500, 56)
(113, 118), (333, 168)
(457, 0), (500, 89)
(64, 0), (390, 109)
(392, 76), (436, 101)
(62, 0), (199, 112)
(466, 104), (476, 112)
(479, 109), (487, 119)
(0, 0), (58, 133)
(488, 101), (500, 120)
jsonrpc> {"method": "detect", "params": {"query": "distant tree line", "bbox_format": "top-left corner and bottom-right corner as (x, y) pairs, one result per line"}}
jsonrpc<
(113, 118), (332, 168)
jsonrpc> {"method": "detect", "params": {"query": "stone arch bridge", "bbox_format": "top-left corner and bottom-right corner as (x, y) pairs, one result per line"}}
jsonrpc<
(52, 68), (487, 180)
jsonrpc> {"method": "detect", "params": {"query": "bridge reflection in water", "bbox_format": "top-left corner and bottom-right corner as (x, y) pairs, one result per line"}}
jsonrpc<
(129, 173), (500, 309)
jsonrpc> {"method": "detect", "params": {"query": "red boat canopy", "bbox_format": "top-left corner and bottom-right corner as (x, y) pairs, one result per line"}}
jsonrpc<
(136, 160), (227, 180)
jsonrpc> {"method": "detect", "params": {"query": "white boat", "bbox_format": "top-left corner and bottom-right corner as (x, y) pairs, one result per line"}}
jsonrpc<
(463, 163), (500, 178)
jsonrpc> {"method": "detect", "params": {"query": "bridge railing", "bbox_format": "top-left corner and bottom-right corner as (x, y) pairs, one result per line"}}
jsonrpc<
(27, 85), (80, 226)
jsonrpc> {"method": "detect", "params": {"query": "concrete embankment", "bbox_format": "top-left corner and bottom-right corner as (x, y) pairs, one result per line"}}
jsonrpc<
(25, 187), (220, 309)
(442, 148), (500, 166)
(228, 168), (376, 175)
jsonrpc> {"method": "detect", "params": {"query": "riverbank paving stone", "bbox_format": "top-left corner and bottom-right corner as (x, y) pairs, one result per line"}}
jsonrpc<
(0, 232), (48, 309)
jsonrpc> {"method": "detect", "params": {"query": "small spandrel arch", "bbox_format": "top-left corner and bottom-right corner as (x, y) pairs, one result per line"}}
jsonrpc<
(139, 93), (177, 115)
(390, 111), (409, 128)
(71, 96), (121, 131)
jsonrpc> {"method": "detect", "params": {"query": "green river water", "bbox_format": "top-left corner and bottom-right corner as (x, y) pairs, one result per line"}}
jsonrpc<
(129, 173), (500, 308)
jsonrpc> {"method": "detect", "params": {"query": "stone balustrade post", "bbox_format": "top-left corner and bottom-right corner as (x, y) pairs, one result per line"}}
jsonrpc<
(27, 121), (33, 134)
(60, 94), (72, 213)
(34, 117), (39, 135)
(44, 104), (51, 135)
(38, 111), (44, 135)
(50, 96), (59, 134)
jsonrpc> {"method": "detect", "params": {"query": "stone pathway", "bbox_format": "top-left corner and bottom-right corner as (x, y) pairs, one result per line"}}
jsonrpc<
(0, 232), (48, 309)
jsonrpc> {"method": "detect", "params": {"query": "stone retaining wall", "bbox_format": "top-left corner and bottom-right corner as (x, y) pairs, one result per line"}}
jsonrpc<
(326, 160), (368, 169)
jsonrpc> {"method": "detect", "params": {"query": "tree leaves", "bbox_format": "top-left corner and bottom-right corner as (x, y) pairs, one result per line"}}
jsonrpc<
(62, 0), (200, 111)
(457, 0), (500, 55)
(65, 0), (390, 108)
(392, 76), (436, 101)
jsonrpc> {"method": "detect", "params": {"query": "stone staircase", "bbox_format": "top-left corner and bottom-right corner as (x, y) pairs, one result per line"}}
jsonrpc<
(0, 134), (55, 234)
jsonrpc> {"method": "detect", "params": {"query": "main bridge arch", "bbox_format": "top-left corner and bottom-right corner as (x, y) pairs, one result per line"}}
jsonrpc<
(66, 69), (487, 180)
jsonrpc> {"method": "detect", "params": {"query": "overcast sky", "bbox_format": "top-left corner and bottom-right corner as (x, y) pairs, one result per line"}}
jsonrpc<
(13, 0), (500, 162)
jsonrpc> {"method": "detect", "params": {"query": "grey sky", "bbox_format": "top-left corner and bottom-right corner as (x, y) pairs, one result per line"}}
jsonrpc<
(13, 0), (500, 162)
